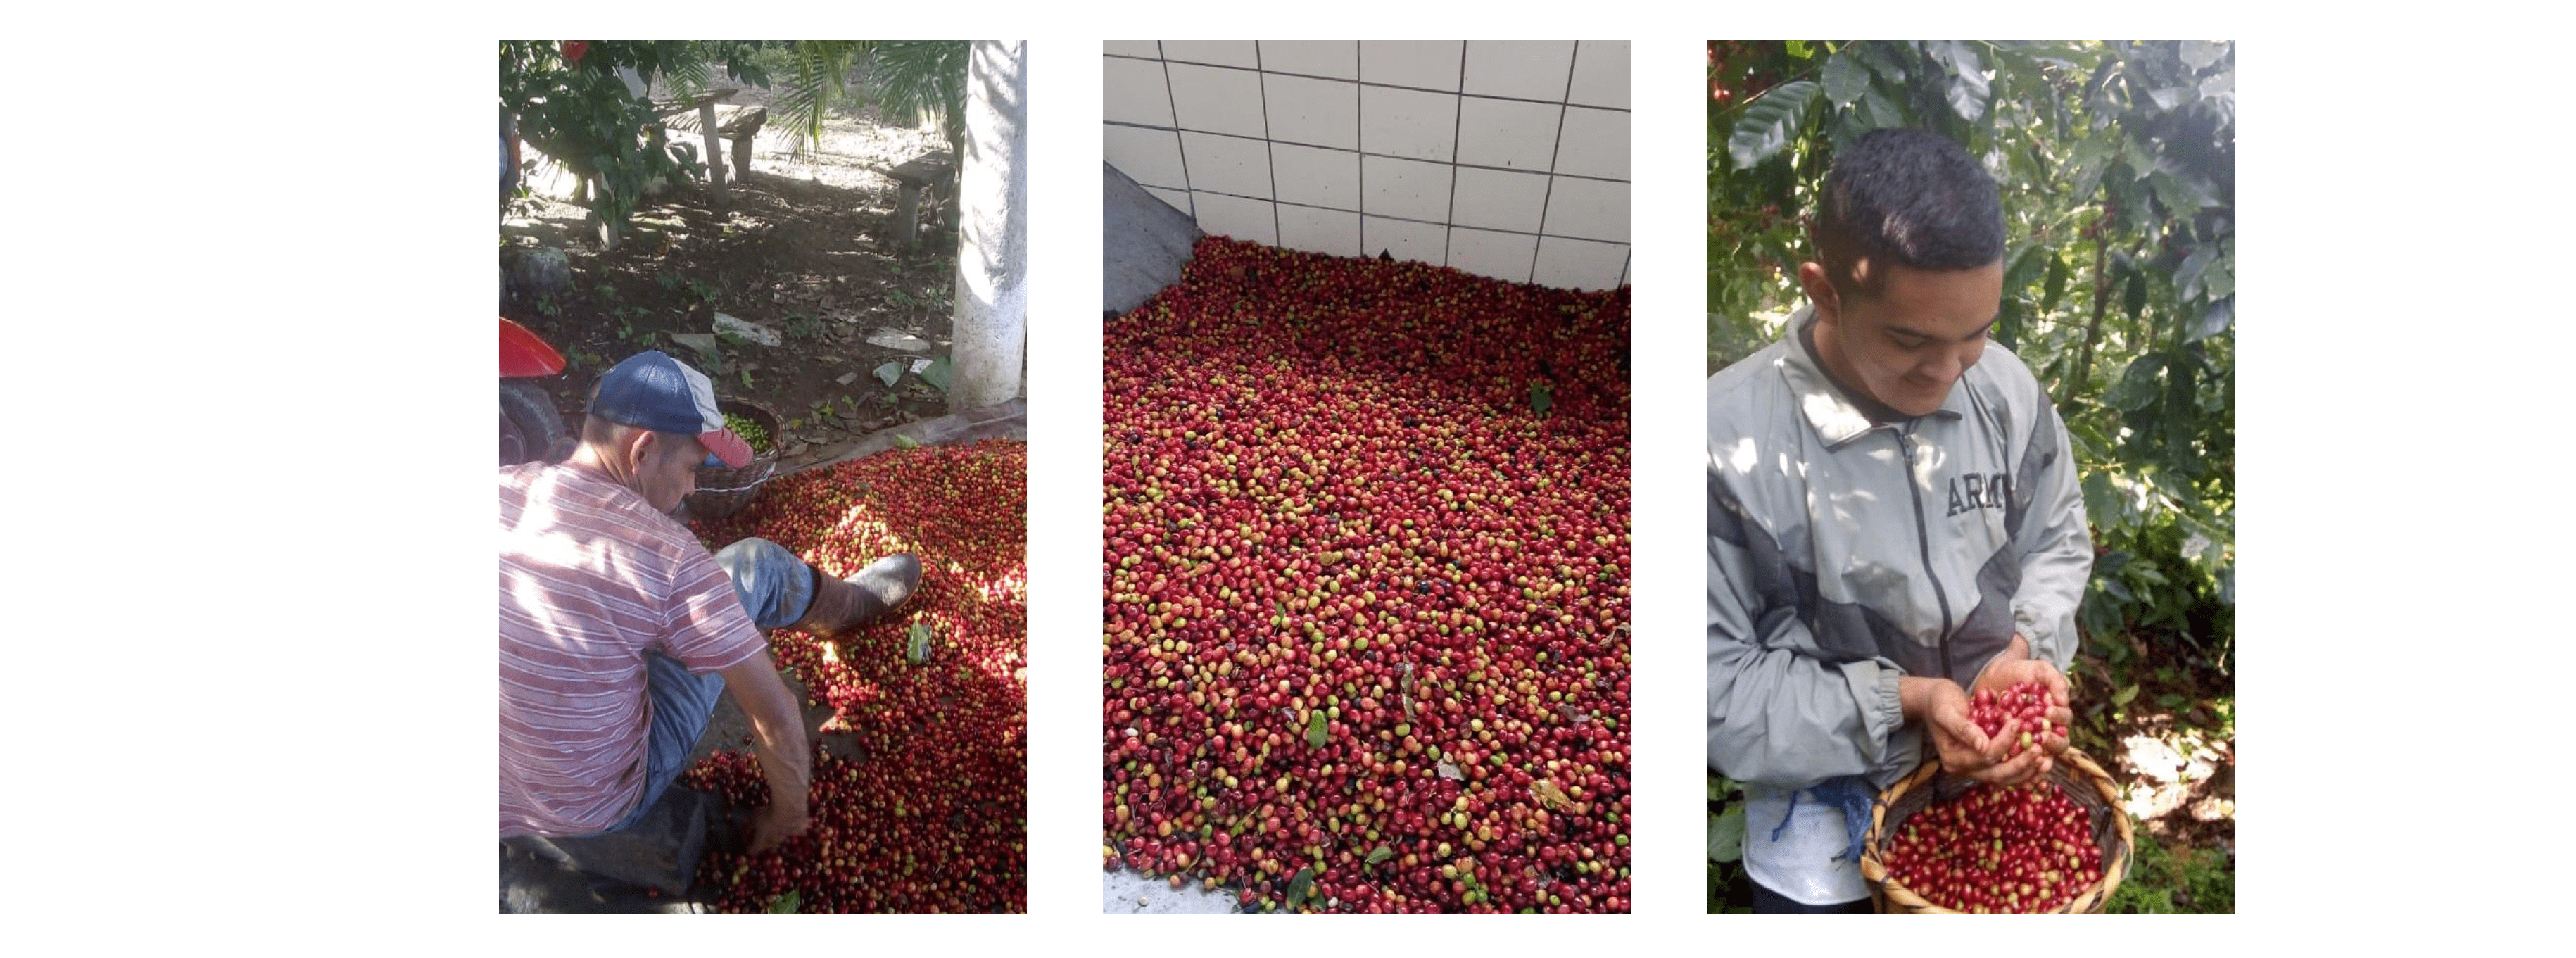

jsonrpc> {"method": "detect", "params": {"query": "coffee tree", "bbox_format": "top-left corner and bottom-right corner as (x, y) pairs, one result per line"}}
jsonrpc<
(500, 41), (771, 241)
(1707, 39), (2235, 704)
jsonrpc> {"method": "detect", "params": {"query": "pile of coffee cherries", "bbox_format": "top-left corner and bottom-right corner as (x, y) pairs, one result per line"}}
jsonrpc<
(1104, 237), (1632, 913)
(1881, 779), (2108, 914)
(683, 439), (1028, 913)
(1971, 681), (2069, 757)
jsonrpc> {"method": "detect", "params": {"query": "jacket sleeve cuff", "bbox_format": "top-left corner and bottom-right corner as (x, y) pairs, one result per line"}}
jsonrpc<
(2012, 606), (2072, 672)
(1840, 658), (1907, 753)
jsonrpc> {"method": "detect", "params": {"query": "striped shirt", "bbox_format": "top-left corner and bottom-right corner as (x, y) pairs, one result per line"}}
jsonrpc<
(499, 462), (766, 837)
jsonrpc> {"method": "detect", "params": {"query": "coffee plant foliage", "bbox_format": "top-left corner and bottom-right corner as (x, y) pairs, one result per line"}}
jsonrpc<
(500, 41), (773, 237)
(1707, 40), (2234, 681)
(1705, 773), (1751, 914)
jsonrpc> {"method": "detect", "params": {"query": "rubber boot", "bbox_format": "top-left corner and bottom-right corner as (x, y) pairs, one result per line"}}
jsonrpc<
(785, 554), (922, 634)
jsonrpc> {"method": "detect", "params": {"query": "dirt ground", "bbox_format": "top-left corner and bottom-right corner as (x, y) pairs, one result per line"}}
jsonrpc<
(2070, 647), (2235, 869)
(501, 55), (963, 471)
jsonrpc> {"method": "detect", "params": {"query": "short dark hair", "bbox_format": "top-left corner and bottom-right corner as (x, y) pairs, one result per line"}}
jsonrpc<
(1811, 128), (2005, 298)
(581, 415), (699, 468)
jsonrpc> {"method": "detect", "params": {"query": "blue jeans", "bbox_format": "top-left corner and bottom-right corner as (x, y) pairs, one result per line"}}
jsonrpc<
(602, 537), (812, 833)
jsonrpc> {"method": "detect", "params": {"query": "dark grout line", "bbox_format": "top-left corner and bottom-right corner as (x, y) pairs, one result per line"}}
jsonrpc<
(1157, 56), (1193, 220)
(1176, 186), (1629, 246)
(1104, 51), (1629, 111)
(1101, 122), (1627, 184)
(1258, 43), (1282, 246)
(1534, 42), (1582, 283)
(1443, 48), (1467, 272)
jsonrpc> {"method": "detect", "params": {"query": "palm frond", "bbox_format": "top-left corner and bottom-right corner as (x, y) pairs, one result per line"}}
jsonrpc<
(866, 41), (971, 156)
(774, 41), (863, 156)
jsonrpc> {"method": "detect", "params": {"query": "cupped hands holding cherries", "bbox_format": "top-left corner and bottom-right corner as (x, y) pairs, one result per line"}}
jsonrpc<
(1910, 636), (2073, 787)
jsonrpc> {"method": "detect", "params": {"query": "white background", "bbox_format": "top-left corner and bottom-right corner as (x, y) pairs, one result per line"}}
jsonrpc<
(4, 4), (2560, 949)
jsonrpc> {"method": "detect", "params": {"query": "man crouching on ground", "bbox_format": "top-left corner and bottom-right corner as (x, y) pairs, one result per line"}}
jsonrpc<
(500, 350), (921, 859)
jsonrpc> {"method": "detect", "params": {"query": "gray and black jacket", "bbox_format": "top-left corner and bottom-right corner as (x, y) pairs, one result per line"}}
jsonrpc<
(1705, 306), (2092, 793)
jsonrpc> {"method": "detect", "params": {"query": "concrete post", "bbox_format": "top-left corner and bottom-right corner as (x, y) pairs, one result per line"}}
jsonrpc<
(949, 40), (1027, 413)
(697, 100), (726, 201)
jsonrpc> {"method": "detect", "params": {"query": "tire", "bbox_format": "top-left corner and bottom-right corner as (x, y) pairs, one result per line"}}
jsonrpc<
(500, 379), (572, 466)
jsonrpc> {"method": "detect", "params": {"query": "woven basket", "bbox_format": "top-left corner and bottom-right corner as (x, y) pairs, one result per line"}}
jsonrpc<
(1860, 748), (2133, 914)
(682, 397), (781, 520)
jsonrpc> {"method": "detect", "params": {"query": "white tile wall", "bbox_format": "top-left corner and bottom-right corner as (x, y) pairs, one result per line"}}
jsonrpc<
(1142, 186), (1192, 218)
(1463, 41), (1575, 101)
(1263, 73), (1358, 151)
(1553, 107), (1630, 181)
(1360, 86), (1458, 163)
(1361, 41), (1463, 91)
(1104, 57), (1174, 127)
(1104, 125), (1186, 191)
(1542, 177), (1630, 244)
(1180, 132), (1272, 198)
(1450, 167), (1550, 234)
(1106, 40), (1629, 291)
(1271, 142), (1358, 210)
(1567, 39), (1630, 109)
(1194, 191), (1278, 245)
(1361, 155), (1453, 222)
(1534, 235), (1628, 290)
(1258, 41), (1357, 80)
(1448, 227), (1541, 284)
(1161, 41), (1258, 68)
(1364, 215), (1448, 265)
(1166, 63), (1268, 139)
(1456, 96), (1562, 171)
(1277, 206), (1360, 256)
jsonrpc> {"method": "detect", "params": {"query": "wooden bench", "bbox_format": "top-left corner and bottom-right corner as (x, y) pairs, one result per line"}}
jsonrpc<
(649, 89), (770, 200)
(884, 153), (955, 250)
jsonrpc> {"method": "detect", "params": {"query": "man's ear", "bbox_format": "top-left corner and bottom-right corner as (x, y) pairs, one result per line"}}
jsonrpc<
(619, 427), (659, 472)
(1798, 260), (1841, 324)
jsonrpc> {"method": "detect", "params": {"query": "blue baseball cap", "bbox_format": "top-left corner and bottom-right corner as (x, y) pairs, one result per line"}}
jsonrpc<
(587, 351), (754, 468)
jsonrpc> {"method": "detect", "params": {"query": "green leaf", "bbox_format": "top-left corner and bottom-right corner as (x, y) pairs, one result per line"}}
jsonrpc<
(2150, 170), (2219, 215)
(1728, 80), (1821, 170)
(2112, 683), (2140, 707)
(1286, 866), (1315, 910)
(2173, 244), (2217, 303)
(1860, 86), (1905, 130)
(893, 434), (922, 450)
(2147, 86), (2192, 112)
(2122, 270), (2148, 321)
(873, 360), (903, 387)
(2043, 253), (2071, 313)
(1821, 52), (1870, 107)
(2180, 41), (2227, 72)
(920, 356), (954, 393)
(2106, 355), (2163, 412)
(2187, 297), (2233, 344)
(907, 622), (931, 664)
(2066, 129), (2121, 201)
(1366, 845), (1394, 869)
(2199, 68), (2235, 105)
(1529, 382), (1553, 417)
(1784, 40), (1813, 60)
(1858, 42), (1909, 85)
(2004, 242), (2050, 293)
(1936, 42), (1990, 122)
(1306, 710), (1327, 749)
(1708, 806), (1745, 864)
(766, 890), (800, 914)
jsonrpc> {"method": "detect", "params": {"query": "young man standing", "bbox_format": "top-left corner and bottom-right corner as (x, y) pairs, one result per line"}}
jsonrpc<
(1706, 129), (2093, 913)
